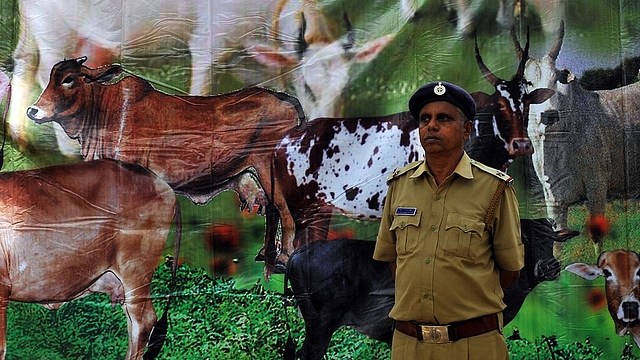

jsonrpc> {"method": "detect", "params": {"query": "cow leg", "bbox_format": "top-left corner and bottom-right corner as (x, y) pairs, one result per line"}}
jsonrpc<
(7, 66), (38, 152)
(122, 283), (157, 360)
(0, 298), (7, 359)
(188, 5), (214, 96)
(248, 160), (297, 272)
(293, 206), (333, 250)
(299, 319), (341, 360)
(306, 205), (333, 244)
(115, 228), (167, 359)
(293, 284), (349, 360)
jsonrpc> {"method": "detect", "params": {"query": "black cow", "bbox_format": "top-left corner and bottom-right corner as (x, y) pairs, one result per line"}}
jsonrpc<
(285, 239), (394, 360)
(285, 218), (577, 360)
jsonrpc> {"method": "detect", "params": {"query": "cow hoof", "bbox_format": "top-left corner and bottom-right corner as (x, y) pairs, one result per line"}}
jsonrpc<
(272, 263), (287, 274)
(254, 251), (265, 262)
(271, 254), (291, 274)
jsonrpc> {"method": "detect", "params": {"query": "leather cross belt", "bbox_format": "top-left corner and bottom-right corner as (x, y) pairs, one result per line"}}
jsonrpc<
(395, 313), (499, 343)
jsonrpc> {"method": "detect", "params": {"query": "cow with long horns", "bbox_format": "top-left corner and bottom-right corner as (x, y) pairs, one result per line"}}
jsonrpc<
(266, 29), (554, 269)
(513, 22), (640, 251)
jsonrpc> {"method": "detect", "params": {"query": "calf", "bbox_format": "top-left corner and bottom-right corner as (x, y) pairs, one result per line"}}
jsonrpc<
(0, 159), (179, 360)
(565, 250), (640, 348)
(26, 57), (304, 276)
(287, 219), (572, 360)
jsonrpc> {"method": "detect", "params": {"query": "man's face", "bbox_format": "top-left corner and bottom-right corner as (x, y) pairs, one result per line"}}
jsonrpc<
(418, 101), (471, 156)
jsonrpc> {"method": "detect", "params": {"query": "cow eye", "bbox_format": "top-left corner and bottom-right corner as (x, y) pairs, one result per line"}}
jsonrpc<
(62, 76), (74, 87)
(603, 269), (612, 278)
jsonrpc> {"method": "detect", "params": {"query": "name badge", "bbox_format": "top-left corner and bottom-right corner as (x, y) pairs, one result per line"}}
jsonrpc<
(395, 207), (417, 216)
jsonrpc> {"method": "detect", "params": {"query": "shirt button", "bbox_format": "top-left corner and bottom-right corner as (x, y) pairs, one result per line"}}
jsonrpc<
(425, 258), (430, 265)
(430, 225), (436, 231)
(423, 293), (429, 299)
(436, 194), (441, 200)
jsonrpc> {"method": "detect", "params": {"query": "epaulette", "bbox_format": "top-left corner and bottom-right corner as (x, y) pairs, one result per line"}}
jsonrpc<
(387, 160), (423, 184)
(470, 159), (514, 185)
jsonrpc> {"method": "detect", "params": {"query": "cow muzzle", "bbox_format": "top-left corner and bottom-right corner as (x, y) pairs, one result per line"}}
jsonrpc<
(534, 258), (561, 281)
(26, 105), (49, 123)
(508, 137), (534, 157)
(620, 300), (640, 322)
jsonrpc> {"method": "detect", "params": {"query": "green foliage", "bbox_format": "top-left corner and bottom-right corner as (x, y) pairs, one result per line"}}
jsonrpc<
(507, 332), (605, 360)
(5, 261), (622, 359)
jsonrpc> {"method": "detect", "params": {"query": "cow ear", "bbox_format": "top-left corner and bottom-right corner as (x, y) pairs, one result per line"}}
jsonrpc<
(471, 91), (491, 107)
(528, 88), (555, 104)
(555, 228), (580, 242)
(352, 34), (394, 63)
(565, 263), (602, 280)
(247, 43), (298, 68)
(90, 65), (125, 84)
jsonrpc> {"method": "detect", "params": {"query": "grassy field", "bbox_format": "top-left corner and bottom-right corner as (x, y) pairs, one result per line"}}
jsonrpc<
(3, 262), (623, 360)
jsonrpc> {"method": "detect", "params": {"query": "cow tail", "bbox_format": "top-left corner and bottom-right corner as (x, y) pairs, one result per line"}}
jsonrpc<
(271, 89), (307, 126)
(144, 200), (182, 360)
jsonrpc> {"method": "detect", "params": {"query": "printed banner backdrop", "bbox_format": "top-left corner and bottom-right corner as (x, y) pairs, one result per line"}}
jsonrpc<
(1, 0), (640, 358)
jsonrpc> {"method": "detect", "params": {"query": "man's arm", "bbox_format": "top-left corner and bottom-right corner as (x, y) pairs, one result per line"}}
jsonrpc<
(499, 269), (519, 290)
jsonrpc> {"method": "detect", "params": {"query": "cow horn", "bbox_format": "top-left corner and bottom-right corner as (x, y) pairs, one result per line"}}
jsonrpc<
(342, 12), (355, 51)
(515, 26), (530, 79)
(300, 0), (333, 44)
(548, 20), (565, 61)
(295, 13), (308, 59)
(475, 34), (500, 86)
(510, 27), (524, 61)
(271, 0), (289, 41)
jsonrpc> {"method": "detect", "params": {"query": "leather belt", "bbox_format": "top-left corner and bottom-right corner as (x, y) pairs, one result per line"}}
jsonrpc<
(395, 314), (499, 343)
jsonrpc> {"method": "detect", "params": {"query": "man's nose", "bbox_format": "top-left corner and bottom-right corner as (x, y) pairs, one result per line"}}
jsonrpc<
(426, 120), (439, 130)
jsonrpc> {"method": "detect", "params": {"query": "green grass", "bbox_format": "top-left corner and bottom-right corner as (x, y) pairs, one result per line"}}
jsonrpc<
(5, 262), (624, 360)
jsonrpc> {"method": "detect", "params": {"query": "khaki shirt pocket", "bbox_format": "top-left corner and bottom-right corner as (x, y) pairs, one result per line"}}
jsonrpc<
(443, 213), (486, 260)
(390, 211), (422, 255)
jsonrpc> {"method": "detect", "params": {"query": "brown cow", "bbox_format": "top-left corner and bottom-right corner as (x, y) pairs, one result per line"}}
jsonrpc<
(26, 57), (305, 276)
(565, 250), (640, 348)
(0, 159), (180, 360)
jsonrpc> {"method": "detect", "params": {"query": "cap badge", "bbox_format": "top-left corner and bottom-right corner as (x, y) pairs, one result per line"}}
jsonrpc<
(434, 82), (446, 96)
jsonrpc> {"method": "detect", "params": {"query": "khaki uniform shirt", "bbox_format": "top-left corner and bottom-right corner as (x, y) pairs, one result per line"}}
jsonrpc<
(373, 153), (524, 325)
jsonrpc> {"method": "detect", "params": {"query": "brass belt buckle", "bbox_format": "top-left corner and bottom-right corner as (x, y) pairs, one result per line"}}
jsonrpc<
(420, 325), (451, 344)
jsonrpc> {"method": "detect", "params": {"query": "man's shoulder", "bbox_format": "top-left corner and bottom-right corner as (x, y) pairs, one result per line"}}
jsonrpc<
(387, 160), (424, 184)
(469, 159), (514, 185)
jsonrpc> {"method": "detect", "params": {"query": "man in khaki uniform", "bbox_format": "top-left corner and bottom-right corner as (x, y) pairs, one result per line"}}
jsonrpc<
(374, 81), (524, 360)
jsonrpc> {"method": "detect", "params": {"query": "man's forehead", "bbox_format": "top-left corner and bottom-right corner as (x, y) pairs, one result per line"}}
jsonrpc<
(419, 101), (462, 115)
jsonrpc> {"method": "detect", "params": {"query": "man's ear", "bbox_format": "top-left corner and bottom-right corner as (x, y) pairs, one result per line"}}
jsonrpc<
(463, 120), (473, 139)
